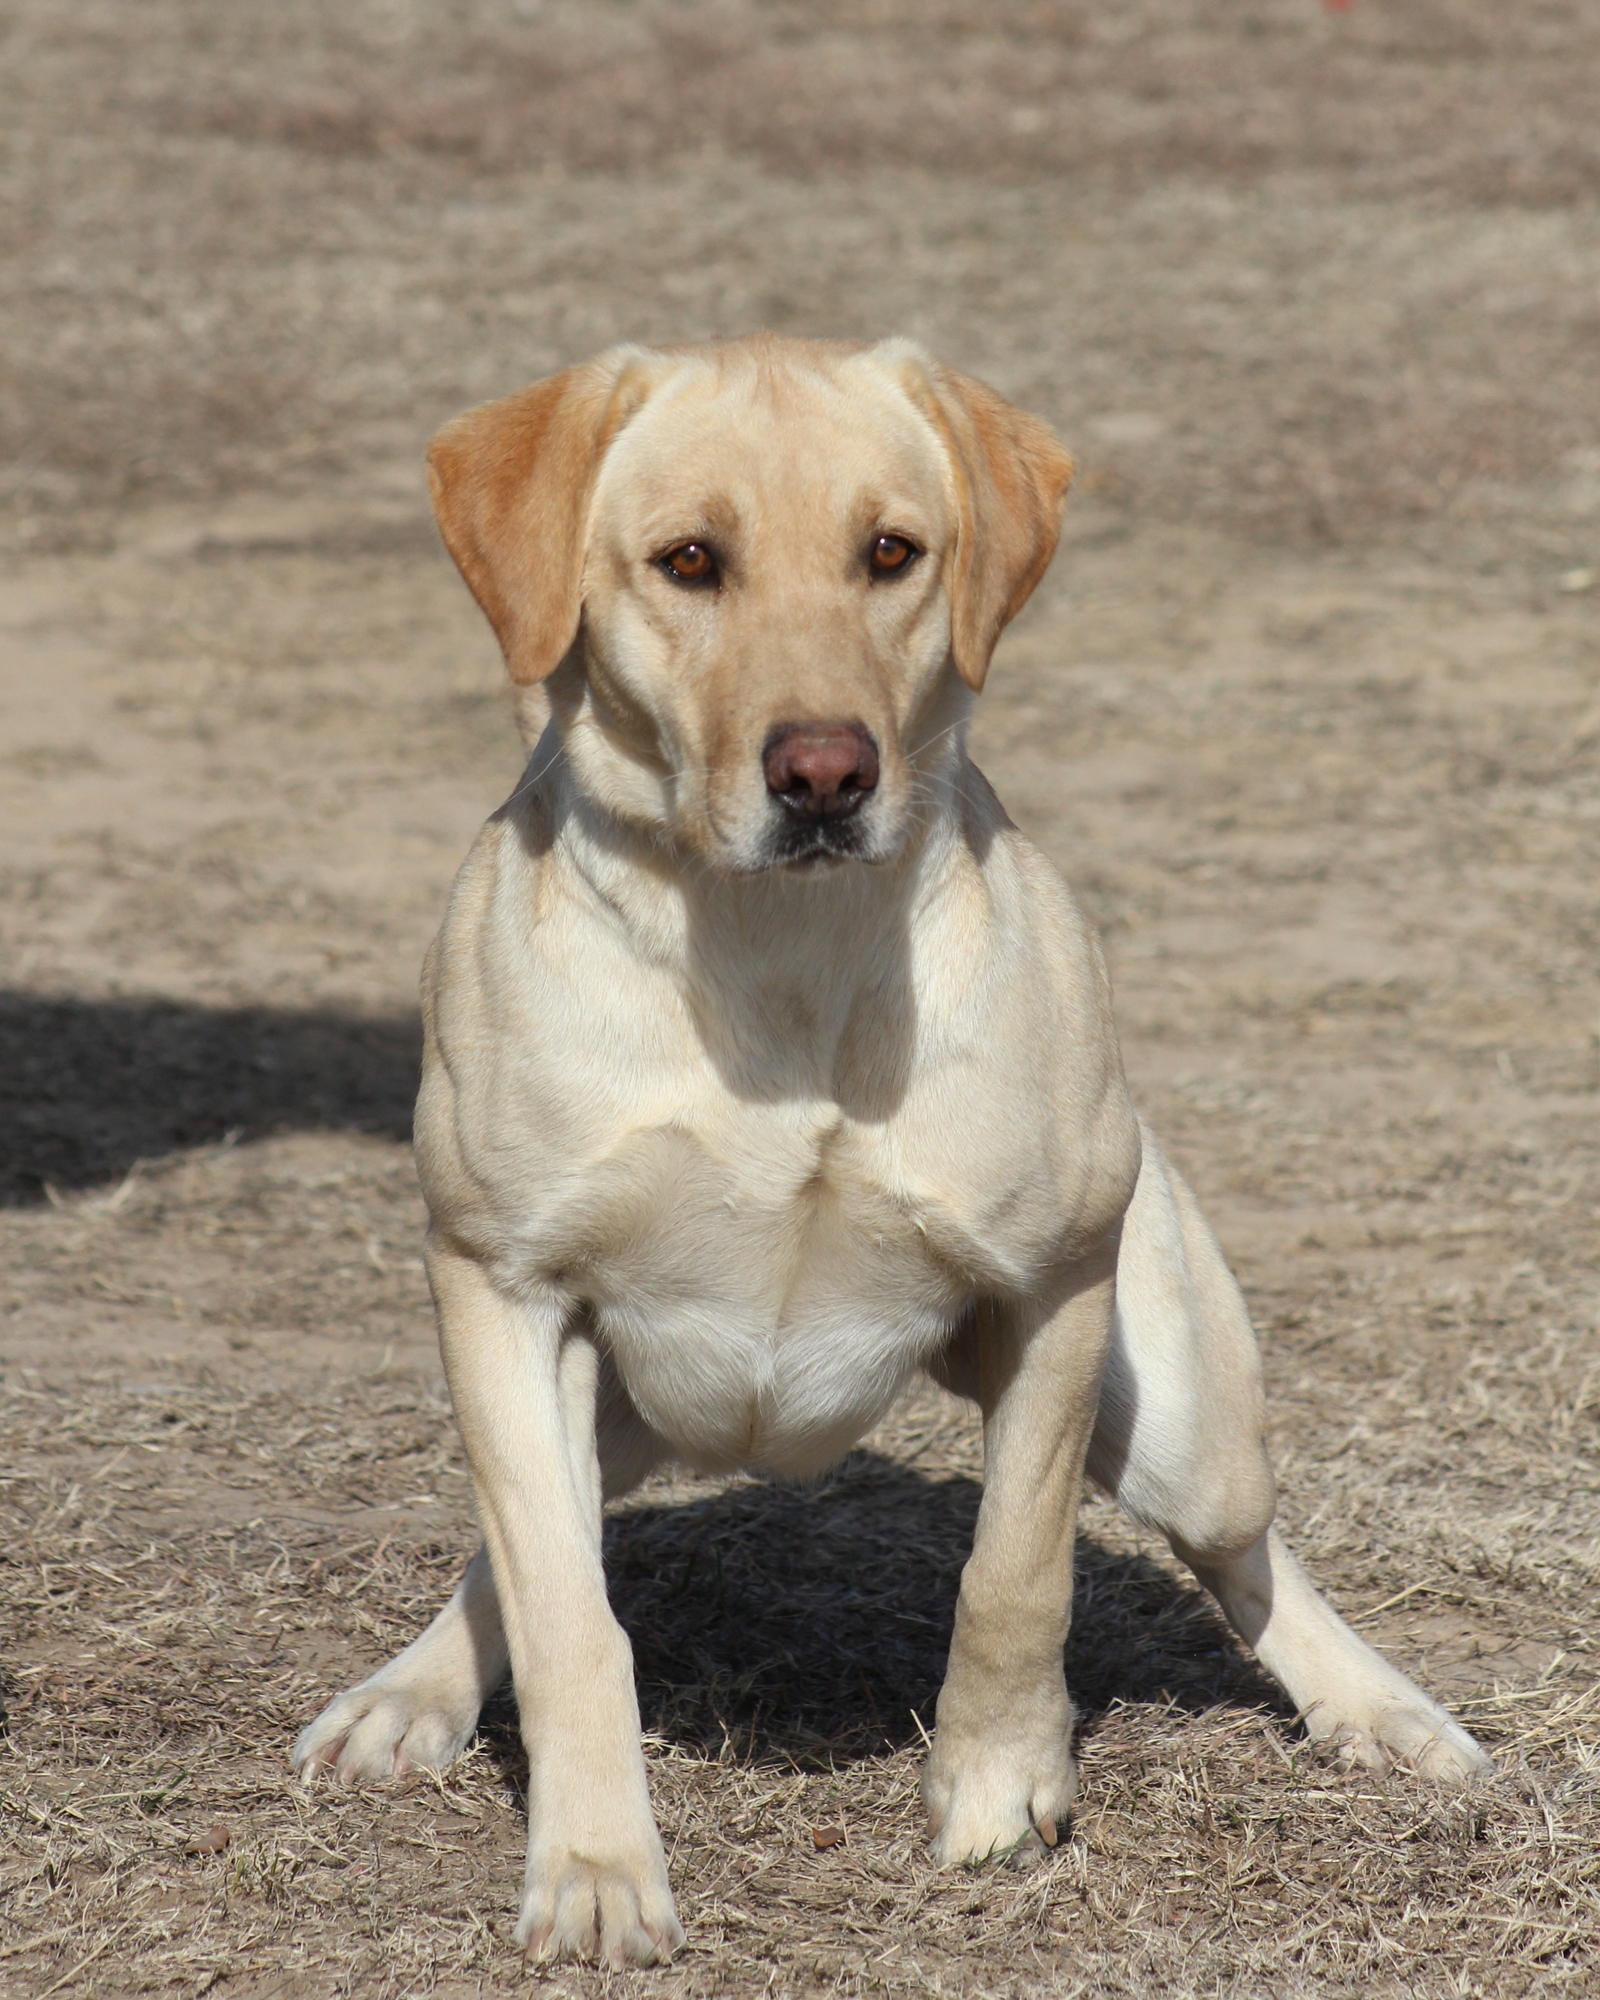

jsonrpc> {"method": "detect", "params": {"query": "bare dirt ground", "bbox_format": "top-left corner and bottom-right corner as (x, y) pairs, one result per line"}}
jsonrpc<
(2, 3), (1598, 1994)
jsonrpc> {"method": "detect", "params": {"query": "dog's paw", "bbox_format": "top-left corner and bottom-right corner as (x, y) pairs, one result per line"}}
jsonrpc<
(515, 1825), (683, 1967)
(1311, 1693), (1492, 1784)
(292, 1672), (479, 1784)
(922, 1703), (1077, 1866)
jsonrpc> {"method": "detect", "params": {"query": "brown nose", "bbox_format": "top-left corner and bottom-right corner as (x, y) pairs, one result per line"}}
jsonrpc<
(762, 723), (880, 818)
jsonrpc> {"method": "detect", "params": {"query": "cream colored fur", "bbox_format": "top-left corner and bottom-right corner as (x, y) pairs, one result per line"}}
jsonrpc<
(292, 335), (1489, 1967)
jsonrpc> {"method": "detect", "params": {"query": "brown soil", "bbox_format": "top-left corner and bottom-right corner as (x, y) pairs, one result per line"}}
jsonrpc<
(2, 3), (1597, 1995)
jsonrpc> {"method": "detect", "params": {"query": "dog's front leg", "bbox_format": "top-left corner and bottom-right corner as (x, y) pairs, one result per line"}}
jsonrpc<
(924, 1236), (1117, 1864)
(428, 1239), (682, 1966)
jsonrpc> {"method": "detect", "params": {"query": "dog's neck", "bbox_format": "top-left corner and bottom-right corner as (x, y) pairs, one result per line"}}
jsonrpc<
(510, 720), (979, 1115)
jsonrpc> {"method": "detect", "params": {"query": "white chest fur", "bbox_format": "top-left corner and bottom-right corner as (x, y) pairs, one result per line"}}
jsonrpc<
(532, 1106), (973, 1476)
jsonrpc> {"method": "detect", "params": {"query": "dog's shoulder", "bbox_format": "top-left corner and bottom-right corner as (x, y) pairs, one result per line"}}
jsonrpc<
(948, 757), (1115, 1029)
(918, 757), (1140, 1258)
(422, 764), (576, 988)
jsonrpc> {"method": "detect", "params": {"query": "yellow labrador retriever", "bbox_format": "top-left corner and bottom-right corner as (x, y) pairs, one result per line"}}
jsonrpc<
(293, 335), (1488, 1964)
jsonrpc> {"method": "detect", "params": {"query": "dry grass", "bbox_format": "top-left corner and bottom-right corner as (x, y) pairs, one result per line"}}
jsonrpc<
(170, 2), (1600, 207)
(3, 1126), (1597, 1992)
(5, 3), (1600, 550)
(4, 1364), (1597, 1998)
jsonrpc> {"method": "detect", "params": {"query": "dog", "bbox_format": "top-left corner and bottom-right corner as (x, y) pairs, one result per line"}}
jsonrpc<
(292, 334), (1489, 1966)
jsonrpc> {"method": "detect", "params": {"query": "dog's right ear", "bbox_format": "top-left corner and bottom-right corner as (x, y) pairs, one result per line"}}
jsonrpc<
(426, 351), (651, 685)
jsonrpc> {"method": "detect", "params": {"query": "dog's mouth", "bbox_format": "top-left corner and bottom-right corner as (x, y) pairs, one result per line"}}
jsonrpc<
(714, 805), (897, 876)
(762, 813), (873, 870)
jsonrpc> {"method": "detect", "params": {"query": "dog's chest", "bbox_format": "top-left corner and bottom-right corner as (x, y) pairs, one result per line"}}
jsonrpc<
(536, 1104), (979, 1476)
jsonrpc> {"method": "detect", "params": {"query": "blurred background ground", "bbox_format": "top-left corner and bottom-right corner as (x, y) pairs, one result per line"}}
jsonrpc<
(1, 2), (1597, 1994)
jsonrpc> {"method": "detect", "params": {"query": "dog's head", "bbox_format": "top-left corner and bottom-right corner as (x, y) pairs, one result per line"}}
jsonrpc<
(427, 335), (1073, 873)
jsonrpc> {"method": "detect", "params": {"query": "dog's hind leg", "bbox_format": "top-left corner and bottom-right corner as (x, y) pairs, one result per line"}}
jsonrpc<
(1087, 1122), (1490, 1781)
(292, 1347), (667, 1786)
(293, 1538), (508, 1782)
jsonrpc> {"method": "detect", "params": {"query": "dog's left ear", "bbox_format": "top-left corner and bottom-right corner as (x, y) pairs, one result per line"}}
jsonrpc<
(899, 355), (1075, 692)
(426, 348), (651, 685)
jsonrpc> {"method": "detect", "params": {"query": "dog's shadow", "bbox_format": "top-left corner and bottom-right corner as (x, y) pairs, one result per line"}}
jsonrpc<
(479, 1450), (1289, 1774)
(0, 991), (420, 1205)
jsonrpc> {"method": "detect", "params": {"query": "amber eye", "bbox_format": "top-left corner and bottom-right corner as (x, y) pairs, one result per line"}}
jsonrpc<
(659, 542), (718, 586)
(869, 534), (917, 577)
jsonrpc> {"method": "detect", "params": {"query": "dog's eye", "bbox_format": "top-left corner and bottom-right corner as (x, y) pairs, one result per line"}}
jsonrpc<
(659, 542), (718, 587)
(868, 534), (918, 578)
